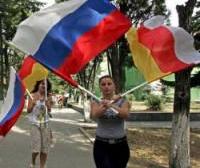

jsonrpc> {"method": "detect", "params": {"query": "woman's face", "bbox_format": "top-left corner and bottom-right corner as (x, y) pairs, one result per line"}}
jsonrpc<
(99, 77), (115, 96)
(38, 80), (46, 93)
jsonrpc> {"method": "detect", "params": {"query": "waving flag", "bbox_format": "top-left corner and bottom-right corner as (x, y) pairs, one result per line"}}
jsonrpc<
(0, 67), (25, 137)
(12, 0), (131, 86)
(127, 16), (200, 82)
(18, 56), (49, 92)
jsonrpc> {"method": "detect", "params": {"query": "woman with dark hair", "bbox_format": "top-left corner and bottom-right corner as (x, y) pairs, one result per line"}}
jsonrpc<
(27, 79), (53, 168)
(90, 75), (130, 168)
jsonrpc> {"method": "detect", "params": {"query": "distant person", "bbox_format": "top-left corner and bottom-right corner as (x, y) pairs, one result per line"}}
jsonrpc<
(27, 79), (53, 168)
(57, 93), (64, 108)
(63, 92), (69, 107)
(90, 75), (130, 168)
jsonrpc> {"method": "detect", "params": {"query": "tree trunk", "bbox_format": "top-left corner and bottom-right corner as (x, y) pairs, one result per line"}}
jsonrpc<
(108, 45), (122, 93)
(108, 41), (127, 93)
(169, 69), (191, 168)
(0, 17), (4, 101)
(169, 0), (196, 167)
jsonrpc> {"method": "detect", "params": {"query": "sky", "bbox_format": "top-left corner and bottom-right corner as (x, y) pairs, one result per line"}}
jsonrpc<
(37, 0), (189, 26)
(165, 0), (188, 26)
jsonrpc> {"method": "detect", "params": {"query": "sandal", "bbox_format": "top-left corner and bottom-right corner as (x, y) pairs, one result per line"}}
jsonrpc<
(29, 164), (35, 168)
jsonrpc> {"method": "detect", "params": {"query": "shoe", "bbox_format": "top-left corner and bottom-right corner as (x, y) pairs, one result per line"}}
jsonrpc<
(50, 143), (55, 148)
(29, 164), (35, 168)
(50, 138), (56, 148)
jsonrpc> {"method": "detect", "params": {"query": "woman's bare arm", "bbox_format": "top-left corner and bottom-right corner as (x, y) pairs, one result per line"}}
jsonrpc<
(27, 95), (36, 113)
(109, 100), (130, 119)
(90, 101), (107, 119)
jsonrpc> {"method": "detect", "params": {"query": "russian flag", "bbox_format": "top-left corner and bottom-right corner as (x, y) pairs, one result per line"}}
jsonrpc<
(12, 0), (131, 86)
(0, 67), (25, 137)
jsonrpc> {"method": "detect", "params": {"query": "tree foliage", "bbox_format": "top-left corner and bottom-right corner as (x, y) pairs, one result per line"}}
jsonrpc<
(119, 0), (169, 25)
(192, 1), (200, 50)
(0, 0), (44, 99)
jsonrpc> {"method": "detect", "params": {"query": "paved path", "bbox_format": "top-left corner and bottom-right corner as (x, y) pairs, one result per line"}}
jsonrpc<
(0, 108), (95, 168)
(0, 107), (199, 168)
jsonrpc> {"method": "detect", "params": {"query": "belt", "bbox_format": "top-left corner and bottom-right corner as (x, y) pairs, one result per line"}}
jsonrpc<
(95, 136), (127, 144)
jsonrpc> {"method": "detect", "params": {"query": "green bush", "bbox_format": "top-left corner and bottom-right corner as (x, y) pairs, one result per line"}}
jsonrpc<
(145, 94), (163, 111)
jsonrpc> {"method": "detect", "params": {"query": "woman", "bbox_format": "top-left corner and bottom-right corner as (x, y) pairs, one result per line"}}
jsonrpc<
(27, 79), (53, 168)
(90, 75), (130, 168)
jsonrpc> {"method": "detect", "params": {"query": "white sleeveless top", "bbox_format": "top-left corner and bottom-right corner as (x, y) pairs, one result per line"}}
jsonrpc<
(28, 100), (49, 126)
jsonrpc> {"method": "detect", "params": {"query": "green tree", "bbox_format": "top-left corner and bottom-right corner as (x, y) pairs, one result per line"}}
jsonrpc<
(192, 1), (200, 51)
(0, 0), (44, 100)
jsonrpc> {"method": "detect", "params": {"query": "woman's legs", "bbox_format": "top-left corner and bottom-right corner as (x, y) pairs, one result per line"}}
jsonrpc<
(30, 152), (47, 168)
(39, 126), (50, 168)
(93, 140), (110, 168)
(93, 140), (130, 168)
(30, 126), (40, 167)
(110, 141), (130, 168)
(31, 152), (39, 166)
(40, 152), (48, 168)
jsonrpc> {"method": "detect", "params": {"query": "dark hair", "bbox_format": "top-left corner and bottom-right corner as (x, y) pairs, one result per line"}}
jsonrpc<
(31, 79), (52, 94)
(99, 75), (113, 84)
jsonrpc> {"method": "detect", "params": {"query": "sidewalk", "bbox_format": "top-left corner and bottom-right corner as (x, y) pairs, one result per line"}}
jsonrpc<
(0, 107), (198, 168)
(0, 107), (95, 168)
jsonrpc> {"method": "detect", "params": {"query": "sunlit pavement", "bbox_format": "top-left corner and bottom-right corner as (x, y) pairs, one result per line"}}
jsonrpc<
(1, 108), (198, 168)
(0, 108), (95, 168)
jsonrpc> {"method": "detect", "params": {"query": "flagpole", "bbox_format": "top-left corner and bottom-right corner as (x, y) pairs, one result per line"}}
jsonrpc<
(44, 77), (48, 100)
(78, 85), (101, 102)
(120, 81), (148, 97)
(4, 40), (26, 55)
(26, 89), (33, 100)
(78, 85), (119, 114)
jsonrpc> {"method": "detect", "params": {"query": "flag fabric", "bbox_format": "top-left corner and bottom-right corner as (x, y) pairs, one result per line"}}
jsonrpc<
(12, 0), (131, 86)
(18, 56), (49, 92)
(127, 15), (200, 82)
(0, 67), (25, 137)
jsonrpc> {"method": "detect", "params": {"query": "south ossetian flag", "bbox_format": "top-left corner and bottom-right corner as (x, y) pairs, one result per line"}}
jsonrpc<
(12, 0), (131, 86)
(127, 15), (200, 82)
(18, 56), (49, 92)
(0, 67), (25, 137)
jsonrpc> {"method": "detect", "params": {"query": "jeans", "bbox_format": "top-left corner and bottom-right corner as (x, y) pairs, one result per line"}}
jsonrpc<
(93, 139), (130, 168)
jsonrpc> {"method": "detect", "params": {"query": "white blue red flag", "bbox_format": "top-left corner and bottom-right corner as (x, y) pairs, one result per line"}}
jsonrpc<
(0, 67), (25, 137)
(12, 0), (131, 86)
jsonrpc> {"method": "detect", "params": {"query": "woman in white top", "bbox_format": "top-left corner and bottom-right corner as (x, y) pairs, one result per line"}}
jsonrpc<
(27, 79), (53, 168)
